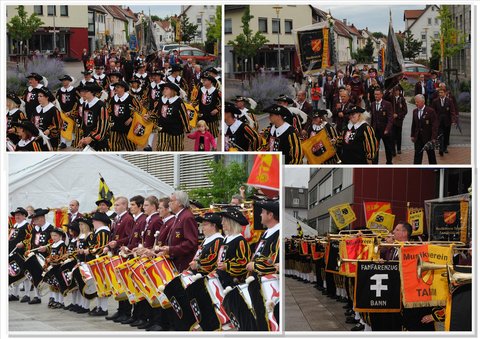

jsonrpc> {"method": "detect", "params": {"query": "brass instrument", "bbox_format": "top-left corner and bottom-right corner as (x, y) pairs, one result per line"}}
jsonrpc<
(445, 264), (472, 293)
(416, 256), (447, 278)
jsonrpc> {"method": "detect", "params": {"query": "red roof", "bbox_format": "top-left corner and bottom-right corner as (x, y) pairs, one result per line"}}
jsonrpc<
(404, 9), (424, 20)
(103, 5), (128, 21)
(346, 24), (361, 37)
(334, 19), (352, 38)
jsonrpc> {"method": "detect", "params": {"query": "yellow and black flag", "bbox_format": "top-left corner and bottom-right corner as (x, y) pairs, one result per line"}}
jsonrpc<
(296, 222), (303, 237)
(99, 174), (114, 207)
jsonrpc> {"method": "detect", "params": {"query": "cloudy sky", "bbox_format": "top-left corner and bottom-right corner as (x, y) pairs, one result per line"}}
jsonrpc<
(284, 167), (310, 188)
(129, 5), (181, 18)
(315, 5), (426, 34)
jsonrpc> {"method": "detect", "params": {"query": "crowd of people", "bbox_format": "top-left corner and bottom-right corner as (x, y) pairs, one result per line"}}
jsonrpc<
(6, 47), (221, 152)
(8, 190), (280, 331)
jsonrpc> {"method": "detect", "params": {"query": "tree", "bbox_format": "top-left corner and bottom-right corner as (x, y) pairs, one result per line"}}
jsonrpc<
(372, 32), (386, 39)
(7, 5), (44, 56)
(180, 15), (198, 44)
(150, 15), (161, 22)
(430, 40), (441, 70)
(363, 37), (375, 62)
(403, 30), (422, 59)
(206, 5), (222, 55)
(187, 159), (250, 207)
(227, 6), (269, 81)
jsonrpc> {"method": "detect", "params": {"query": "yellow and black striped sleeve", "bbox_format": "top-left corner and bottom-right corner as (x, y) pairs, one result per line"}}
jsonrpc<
(254, 239), (280, 275)
(89, 104), (109, 142)
(88, 230), (110, 256)
(48, 108), (62, 135)
(244, 124), (261, 151)
(363, 124), (378, 161)
(225, 239), (250, 278)
(130, 96), (143, 118)
(197, 238), (222, 275)
(179, 101), (192, 134)
(191, 86), (200, 108)
(288, 132), (304, 164)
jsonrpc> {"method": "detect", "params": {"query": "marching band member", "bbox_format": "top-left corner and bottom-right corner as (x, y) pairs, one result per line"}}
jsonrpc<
(9, 207), (31, 301)
(106, 71), (123, 100)
(93, 65), (108, 89)
(233, 96), (258, 130)
(79, 69), (96, 87)
(273, 95), (302, 134)
(133, 63), (150, 87)
(224, 102), (261, 151)
(64, 220), (81, 312)
(143, 69), (166, 151)
(190, 213), (224, 274)
(32, 87), (61, 150)
(56, 75), (78, 149)
(6, 92), (26, 147)
(192, 72), (221, 139)
(23, 73), (46, 120)
(166, 64), (189, 95)
(129, 79), (148, 107)
(47, 228), (67, 309)
(75, 217), (94, 314)
(10, 120), (44, 152)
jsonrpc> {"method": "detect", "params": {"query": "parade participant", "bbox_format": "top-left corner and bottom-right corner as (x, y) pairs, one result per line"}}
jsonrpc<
(332, 89), (353, 134)
(169, 49), (183, 66)
(10, 120), (45, 152)
(56, 75), (78, 149)
(273, 95), (302, 134)
(6, 92), (26, 146)
(190, 213), (224, 274)
(106, 71), (123, 99)
(93, 65), (108, 89)
(95, 198), (115, 219)
(264, 104), (303, 164)
(371, 88), (394, 164)
(64, 220), (81, 312)
(187, 120), (217, 151)
(75, 217), (94, 314)
(23, 73), (46, 120)
(296, 90), (313, 121)
(192, 64), (203, 90)
(8, 207), (30, 301)
(80, 69), (96, 87)
(333, 70), (347, 101)
(205, 66), (222, 87)
(133, 63), (149, 87)
(411, 94), (438, 164)
(387, 85), (408, 156)
(224, 102), (261, 151)
(167, 64), (189, 95)
(192, 72), (221, 139)
(364, 68), (382, 109)
(216, 208), (251, 288)
(234, 96), (258, 130)
(77, 82), (109, 151)
(246, 200), (279, 275)
(129, 79), (147, 106)
(150, 82), (190, 151)
(107, 80), (142, 151)
(414, 75), (427, 103)
(348, 72), (365, 108)
(47, 228), (67, 309)
(311, 82), (322, 110)
(426, 71), (440, 104)
(431, 87), (457, 156)
(182, 58), (195, 95)
(338, 106), (378, 164)
(68, 200), (83, 224)
(32, 87), (61, 150)
(292, 66), (303, 94)
(143, 69), (166, 151)
(323, 72), (335, 111)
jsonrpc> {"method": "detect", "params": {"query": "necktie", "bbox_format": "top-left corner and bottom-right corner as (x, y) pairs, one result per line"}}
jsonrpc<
(441, 98), (444, 107)
(226, 126), (232, 136)
(376, 102), (380, 111)
(418, 109), (423, 120)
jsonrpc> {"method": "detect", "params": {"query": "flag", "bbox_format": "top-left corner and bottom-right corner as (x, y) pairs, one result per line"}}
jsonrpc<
(407, 207), (424, 236)
(60, 112), (75, 141)
(459, 200), (469, 244)
(127, 109), (154, 147)
(99, 175), (115, 208)
(301, 128), (336, 164)
(363, 201), (392, 224)
(247, 154), (280, 199)
(311, 242), (324, 260)
(321, 27), (330, 69)
(328, 203), (356, 230)
(384, 11), (404, 91)
(377, 47), (385, 72)
(324, 240), (340, 273)
(294, 21), (332, 75)
(400, 244), (452, 308)
(296, 222), (303, 237)
(54, 208), (69, 231)
(367, 211), (395, 233)
(354, 261), (401, 312)
(339, 236), (376, 277)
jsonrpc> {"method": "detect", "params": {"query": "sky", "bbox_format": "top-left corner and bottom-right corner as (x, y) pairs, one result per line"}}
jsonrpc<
(315, 5), (426, 34)
(284, 168), (310, 188)
(129, 5), (181, 18)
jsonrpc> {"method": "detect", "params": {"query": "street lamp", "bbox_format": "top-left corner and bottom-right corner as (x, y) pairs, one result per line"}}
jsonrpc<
(199, 11), (204, 44)
(273, 5), (283, 77)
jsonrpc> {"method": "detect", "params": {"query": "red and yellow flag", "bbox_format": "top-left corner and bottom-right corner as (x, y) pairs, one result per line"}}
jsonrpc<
(54, 208), (69, 231)
(339, 237), (376, 277)
(247, 154), (280, 198)
(364, 201), (392, 224)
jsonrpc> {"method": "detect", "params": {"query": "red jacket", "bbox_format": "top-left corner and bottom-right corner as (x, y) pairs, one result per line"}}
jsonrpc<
(127, 213), (147, 250)
(110, 212), (134, 253)
(166, 208), (198, 271)
(142, 213), (162, 249)
(187, 130), (217, 151)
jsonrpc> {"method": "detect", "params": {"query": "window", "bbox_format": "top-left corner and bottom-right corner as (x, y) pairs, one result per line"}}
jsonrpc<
(34, 6), (43, 15)
(422, 47), (427, 54)
(60, 6), (68, 16)
(47, 5), (56, 16)
(434, 31), (439, 39)
(418, 66), (429, 72)
(285, 19), (293, 34)
(258, 18), (267, 33)
(209, 15), (215, 22)
(428, 18), (431, 25)
(293, 211), (299, 219)
(88, 11), (94, 33)
(192, 50), (205, 56)
(197, 17), (202, 24)
(421, 33), (426, 40)
(272, 18), (280, 34)
(435, 18), (439, 25)
(293, 198), (300, 206)
(225, 18), (232, 34)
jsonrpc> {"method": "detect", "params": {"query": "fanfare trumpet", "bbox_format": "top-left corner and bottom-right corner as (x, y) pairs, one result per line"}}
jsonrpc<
(445, 264), (472, 294)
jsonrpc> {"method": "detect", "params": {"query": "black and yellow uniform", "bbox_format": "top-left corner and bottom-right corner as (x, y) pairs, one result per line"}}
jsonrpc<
(224, 119), (261, 151)
(216, 234), (251, 288)
(23, 84), (44, 120)
(130, 86), (148, 107)
(238, 107), (258, 131)
(8, 219), (30, 255)
(86, 226), (110, 262)
(15, 137), (43, 152)
(30, 223), (55, 253)
(339, 121), (377, 164)
(152, 95), (190, 151)
(49, 240), (67, 257)
(264, 122), (303, 164)
(107, 92), (142, 151)
(194, 233), (224, 275)
(56, 85), (79, 146)
(166, 74), (189, 96)
(7, 108), (27, 144)
(32, 103), (61, 150)
(77, 233), (94, 263)
(67, 237), (78, 257)
(147, 81), (164, 110)
(80, 97), (109, 151)
(133, 72), (150, 88)
(193, 86), (221, 138)
(93, 73), (108, 89)
(251, 225), (279, 275)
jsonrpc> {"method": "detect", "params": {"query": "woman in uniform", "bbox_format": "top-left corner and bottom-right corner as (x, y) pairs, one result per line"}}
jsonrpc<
(6, 92), (26, 148)
(32, 87), (61, 150)
(11, 121), (45, 152)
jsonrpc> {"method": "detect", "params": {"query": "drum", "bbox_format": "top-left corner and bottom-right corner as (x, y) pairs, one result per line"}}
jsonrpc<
(115, 258), (145, 304)
(130, 257), (161, 307)
(204, 272), (234, 330)
(87, 256), (112, 297)
(103, 255), (127, 301)
(246, 275), (279, 331)
(142, 256), (177, 308)
(23, 253), (46, 288)
(72, 263), (97, 299)
(260, 274), (280, 331)
(9, 252), (25, 285)
(222, 280), (257, 331)
(40, 264), (61, 295)
(53, 259), (78, 296)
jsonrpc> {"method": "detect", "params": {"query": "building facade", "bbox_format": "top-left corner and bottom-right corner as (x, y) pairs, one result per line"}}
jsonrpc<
(103, 5), (128, 48)
(181, 5), (218, 44)
(88, 6), (107, 53)
(285, 186), (308, 221)
(448, 5), (471, 79)
(403, 5), (440, 60)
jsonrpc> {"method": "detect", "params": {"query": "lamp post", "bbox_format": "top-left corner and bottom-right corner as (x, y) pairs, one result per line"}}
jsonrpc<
(273, 5), (283, 77)
(199, 11), (204, 44)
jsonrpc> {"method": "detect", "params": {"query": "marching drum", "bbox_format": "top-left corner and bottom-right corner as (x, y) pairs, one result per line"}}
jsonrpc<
(23, 253), (46, 288)
(9, 252), (26, 285)
(115, 258), (145, 304)
(72, 263), (97, 299)
(130, 257), (161, 307)
(53, 259), (78, 296)
(142, 256), (178, 309)
(222, 280), (257, 331)
(103, 255), (127, 301)
(87, 256), (112, 297)
(246, 274), (280, 331)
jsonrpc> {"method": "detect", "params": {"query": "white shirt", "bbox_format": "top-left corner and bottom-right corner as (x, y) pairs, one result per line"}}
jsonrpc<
(52, 240), (65, 248)
(203, 232), (224, 246)
(86, 97), (99, 108)
(163, 215), (175, 223)
(14, 220), (29, 229)
(224, 233), (242, 244)
(225, 119), (242, 135)
(113, 92), (129, 102)
(263, 223), (280, 239)
(133, 212), (144, 222)
(95, 225), (110, 234)
(36, 102), (54, 114)
(270, 122), (291, 137)
(146, 212), (159, 224)
(417, 105), (426, 119)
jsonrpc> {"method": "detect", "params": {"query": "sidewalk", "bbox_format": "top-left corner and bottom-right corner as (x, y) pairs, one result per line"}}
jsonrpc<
(377, 145), (471, 165)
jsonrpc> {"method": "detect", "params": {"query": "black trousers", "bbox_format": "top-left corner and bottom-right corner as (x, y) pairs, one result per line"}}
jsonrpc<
(325, 272), (336, 297)
(414, 139), (437, 164)
(391, 124), (403, 152)
(438, 116), (452, 151)
(314, 259), (324, 288)
(373, 130), (393, 164)
(118, 300), (132, 316)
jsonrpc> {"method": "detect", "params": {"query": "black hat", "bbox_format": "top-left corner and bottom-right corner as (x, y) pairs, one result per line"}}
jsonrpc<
(29, 208), (50, 219)
(254, 200), (279, 216)
(94, 65), (105, 70)
(200, 72), (216, 83)
(274, 94), (294, 105)
(171, 64), (183, 73)
(108, 71), (123, 79)
(95, 199), (112, 207)
(190, 200), (205, 209)
(129, 78), (142, 85)
(33, 87), (55, 102)
(205, 66), (219, 75)
(77, 217), (94, 230)
(7, 92), (22, 105)
(346, 106), (365, 115)
(264, 104), (290, 119)
(81, 70), (93, 75)
(150, 69), (164, 76)
(68, 220), (80, 234)
(50, 228), (65, 237)
(161, 82), (181, 94)
(91, 212), (111, 225)
(112, 81), (130, 91)
(234, 96), (248, 102)
(59, 75), (73, 82)
(312, 109), (328, 118)
(26, 73), (43, 81)
(12, 120), (39, 136)
(136, 63), (146, 69)
(430, 70), (438, 75)
(225, 102), (241, 116)
(80, 82), (103, 93)
(220, 208), (249, 226)
(195, 212), (223, 229)
(10, 207), (28, 217)
(368, 68), (377, 73)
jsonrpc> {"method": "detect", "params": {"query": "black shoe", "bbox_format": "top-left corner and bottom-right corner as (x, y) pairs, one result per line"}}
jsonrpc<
(88, 307), (98, 315)
(322, 290), (328, 295)
(77, 307), (90, 314)
(113, 315), (130, 323)
(90, 309), (108, 316)
(345, 316), (359, 324)
(28, 297), (41, 304)
(105, 311), (121, 321)
(146, 324), (166, 331)
(59, 142), (67, 149)
(444, 149), (448, 153)
(54, 302), (64, 309)
(439, 151), (444, 156)
(20, 295), (30, 303)
(130, 319), (146, 327)
(121, 317), (137, 325)
(341, 297), (349, 303)
(351, 323), (365, 331)
(63, 303), (72, 310)
(137, 321), (152, 329)
(397, 150), (402, 154)
(392, 152), (396, 157)
(143, 146), (152, 151)
(9, 295), (19, 301)
(342, 304), (351, 309)
(344, 309), (355, 316)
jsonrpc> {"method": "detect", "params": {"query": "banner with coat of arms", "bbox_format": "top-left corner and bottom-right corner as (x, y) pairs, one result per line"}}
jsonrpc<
(293, 22), (333, 75)
(328, 203), (356, 230)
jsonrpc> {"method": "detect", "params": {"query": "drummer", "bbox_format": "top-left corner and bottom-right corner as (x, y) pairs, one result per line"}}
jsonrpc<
(247, 200), (280, 275)
(64, 220), (81, 312)
(47, 228), (67, 309)
(9, 207), (31, 302)
(75, 217), (95, 314)
(216, 208), (251, 288)
(189, 212), (224, 274)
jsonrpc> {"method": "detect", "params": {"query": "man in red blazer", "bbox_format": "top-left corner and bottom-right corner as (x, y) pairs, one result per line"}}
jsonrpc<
(371, 88), (394, 164)
(68, 200), (83, 223)
(159, 191), (198, 272)
(431, 87), (458, 156)
(411, 94), (439, 164)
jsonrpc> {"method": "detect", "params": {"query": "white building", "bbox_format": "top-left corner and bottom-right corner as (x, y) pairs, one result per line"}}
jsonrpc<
(103, 5), (128, 47)
(153, 20), (174, 45)
(404, 5), (440, 60)
(181, 5), (218, 44)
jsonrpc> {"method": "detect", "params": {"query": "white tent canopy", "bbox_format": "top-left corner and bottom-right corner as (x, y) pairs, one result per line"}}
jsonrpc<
(9, 154), (174, 217)
(284, 212), (318, 237)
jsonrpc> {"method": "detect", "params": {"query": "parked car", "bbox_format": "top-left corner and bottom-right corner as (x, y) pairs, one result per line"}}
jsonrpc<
(403, 62), (441, 83)
(169, 47), (217, 64)
(161, 44), (189, 54)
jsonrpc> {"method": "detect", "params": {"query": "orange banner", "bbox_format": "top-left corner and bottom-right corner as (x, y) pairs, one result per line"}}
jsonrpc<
(340, 237), (376, 277)
(364, 202), (392, 224)
(247, 154), (280, 198)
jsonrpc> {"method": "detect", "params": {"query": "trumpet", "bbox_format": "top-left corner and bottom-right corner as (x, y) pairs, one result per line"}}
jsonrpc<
(416, 256), (447, 279)
(445, 264), (472, 293)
